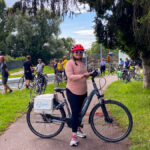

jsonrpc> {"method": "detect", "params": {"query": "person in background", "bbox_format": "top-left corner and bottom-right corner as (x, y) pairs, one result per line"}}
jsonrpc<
(36, 58), (45, 85)
(125, 57), (130, 69)
(53, 59), (58, 75)
(36, 58), (45, 75)
(119, 58), (124, 71)
(23, 55), (33, 88)
(107, 52), (113, 72)
(100, 57), (106, 76)
(62, 56), (68, 80)
(0, 56), (13, 93)
(57, 59), (63, 76)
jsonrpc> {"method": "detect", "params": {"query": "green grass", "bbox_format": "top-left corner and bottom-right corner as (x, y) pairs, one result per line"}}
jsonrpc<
(0, 82), (66, 134)
(105, 81), (150, 150)
(9, 67), (23, 74)
(43, 66), (54, 74)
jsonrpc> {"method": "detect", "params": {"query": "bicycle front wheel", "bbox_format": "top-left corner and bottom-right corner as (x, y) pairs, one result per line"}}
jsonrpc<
(30, 83), (41, 99)
(90, 100), (133, 142)
(27, 101), (66, 138)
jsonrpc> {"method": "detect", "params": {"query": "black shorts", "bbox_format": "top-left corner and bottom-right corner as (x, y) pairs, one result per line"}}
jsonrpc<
(2, 77), (8, 85)
(25, 72), (33, 80)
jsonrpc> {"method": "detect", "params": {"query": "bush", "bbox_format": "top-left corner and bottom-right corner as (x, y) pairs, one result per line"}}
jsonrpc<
(4, 55), (26, 62)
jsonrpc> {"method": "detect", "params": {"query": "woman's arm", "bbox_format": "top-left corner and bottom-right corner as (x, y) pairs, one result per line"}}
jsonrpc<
(65, 62), (84, 81)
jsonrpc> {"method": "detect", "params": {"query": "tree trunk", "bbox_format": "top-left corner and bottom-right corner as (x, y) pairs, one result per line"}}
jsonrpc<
(142, 57), (150, 88)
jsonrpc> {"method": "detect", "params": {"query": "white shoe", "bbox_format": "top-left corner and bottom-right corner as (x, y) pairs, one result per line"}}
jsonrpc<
(77, 129), (86, 138)
(70, 136), (79, 146)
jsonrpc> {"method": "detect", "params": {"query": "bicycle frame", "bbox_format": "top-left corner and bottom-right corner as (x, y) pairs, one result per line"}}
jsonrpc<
(56, 76), (109, 126)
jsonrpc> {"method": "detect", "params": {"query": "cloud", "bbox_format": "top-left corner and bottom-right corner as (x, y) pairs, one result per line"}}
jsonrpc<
(74, 29), (94, 36)
(75, 38), (96, 49)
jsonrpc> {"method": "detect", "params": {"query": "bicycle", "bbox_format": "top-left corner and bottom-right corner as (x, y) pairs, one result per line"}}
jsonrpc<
(26, 70), (133, 142)
(30, 73), (48, 98)
(120, 68), (131, 83)
(18, 71), (36, 89)
(129, 67), (143, 81)
(54, 71), (66, 86)
(107, 64), (117, 76)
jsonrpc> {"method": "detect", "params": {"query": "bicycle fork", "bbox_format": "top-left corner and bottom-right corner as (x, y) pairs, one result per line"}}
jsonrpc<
(100, 99), (113, 123)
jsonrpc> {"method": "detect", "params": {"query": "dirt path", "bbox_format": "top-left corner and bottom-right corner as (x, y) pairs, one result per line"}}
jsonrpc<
(0, 75), (130, 150)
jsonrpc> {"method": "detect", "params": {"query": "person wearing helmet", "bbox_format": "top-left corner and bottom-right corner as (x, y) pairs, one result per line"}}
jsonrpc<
(36, 58), (45, 87)
(0, 56), (13, 93)
(65, 44), (90, 146)
(100, 57), (106, 75)
(36, 58), (45, 75)
(23, 55), (33, 88)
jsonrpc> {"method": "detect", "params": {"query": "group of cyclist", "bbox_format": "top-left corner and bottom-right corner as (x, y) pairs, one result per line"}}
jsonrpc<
(119, 57), (141, 73)
(23, 55), (45, 89)
(53, 56), (68, 80)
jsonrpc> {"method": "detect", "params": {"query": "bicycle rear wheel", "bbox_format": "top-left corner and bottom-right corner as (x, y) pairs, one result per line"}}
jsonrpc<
(90, 100), (133, 142)
(18, 76), (25, 89)
(26, 100), (66, 138)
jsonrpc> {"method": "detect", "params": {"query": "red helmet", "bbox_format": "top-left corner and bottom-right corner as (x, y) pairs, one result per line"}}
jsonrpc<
(71, 44), (84, 51)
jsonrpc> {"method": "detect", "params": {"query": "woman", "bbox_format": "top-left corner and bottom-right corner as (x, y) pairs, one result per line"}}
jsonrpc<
(65, 44), (90, 146)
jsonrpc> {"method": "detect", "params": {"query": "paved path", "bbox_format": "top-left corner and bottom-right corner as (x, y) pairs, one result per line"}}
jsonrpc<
(0, 75), (129, 150)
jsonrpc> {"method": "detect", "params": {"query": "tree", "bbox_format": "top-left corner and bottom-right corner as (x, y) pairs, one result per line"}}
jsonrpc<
(5, 9), (68, 64)
(0, 0), (8, 54)
(61, 37), (75, 57)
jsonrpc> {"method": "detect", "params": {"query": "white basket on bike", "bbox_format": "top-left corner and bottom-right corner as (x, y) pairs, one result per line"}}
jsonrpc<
(34, 94), (54, 114)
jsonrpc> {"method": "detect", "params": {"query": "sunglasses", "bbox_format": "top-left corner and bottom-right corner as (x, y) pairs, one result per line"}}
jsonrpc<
(74, 51), (84, 54)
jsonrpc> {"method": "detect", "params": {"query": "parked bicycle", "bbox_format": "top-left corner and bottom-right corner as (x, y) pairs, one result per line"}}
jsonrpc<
(54, 71), (66, 86)
(129, 67), (143, 81)
(107, 64), (117, 75)
(30, 73), (48, 98)
(27, 70), (133, 142)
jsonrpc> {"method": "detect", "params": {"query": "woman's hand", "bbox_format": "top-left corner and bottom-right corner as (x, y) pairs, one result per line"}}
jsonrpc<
(83, 72), (90, 78)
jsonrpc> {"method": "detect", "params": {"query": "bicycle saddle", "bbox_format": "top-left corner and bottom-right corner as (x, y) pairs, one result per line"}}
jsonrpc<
(54, 88), (66, 93)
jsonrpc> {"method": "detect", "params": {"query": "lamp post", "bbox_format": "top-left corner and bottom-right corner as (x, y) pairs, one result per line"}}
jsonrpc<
(83, 49), (88, 70)
(100, 43), (102, 61)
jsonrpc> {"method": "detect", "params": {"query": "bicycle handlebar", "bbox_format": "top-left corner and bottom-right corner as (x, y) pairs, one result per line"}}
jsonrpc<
(90, 69), (99, 78)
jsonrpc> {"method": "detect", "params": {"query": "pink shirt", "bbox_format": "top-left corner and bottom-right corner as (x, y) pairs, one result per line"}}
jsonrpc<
(65, 59), (87, 95)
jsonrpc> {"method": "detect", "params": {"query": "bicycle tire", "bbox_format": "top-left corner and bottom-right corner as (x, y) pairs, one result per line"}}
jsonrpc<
(90, 100), (133, 142)
(41, 76), (48, 94)
(26, 100), (66, 138)
(30, 82), (41, 99)
(18, 76), (25, 89)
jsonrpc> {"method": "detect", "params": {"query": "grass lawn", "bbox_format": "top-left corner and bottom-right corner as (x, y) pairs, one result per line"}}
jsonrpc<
(105, 80), (150, 150)
(9, 67), (23, 74)
(43, 66), (54, 74)
(0, 82), (66, 134)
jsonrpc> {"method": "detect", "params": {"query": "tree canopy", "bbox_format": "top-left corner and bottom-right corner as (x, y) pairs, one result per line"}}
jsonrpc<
(3, 7), (75, 64)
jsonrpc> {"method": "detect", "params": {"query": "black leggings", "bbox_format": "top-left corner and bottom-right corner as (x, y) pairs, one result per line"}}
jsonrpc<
(66, 89), (87, 133)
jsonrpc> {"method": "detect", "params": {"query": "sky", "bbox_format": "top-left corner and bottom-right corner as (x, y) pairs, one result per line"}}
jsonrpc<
(5, 0), (96, 49)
